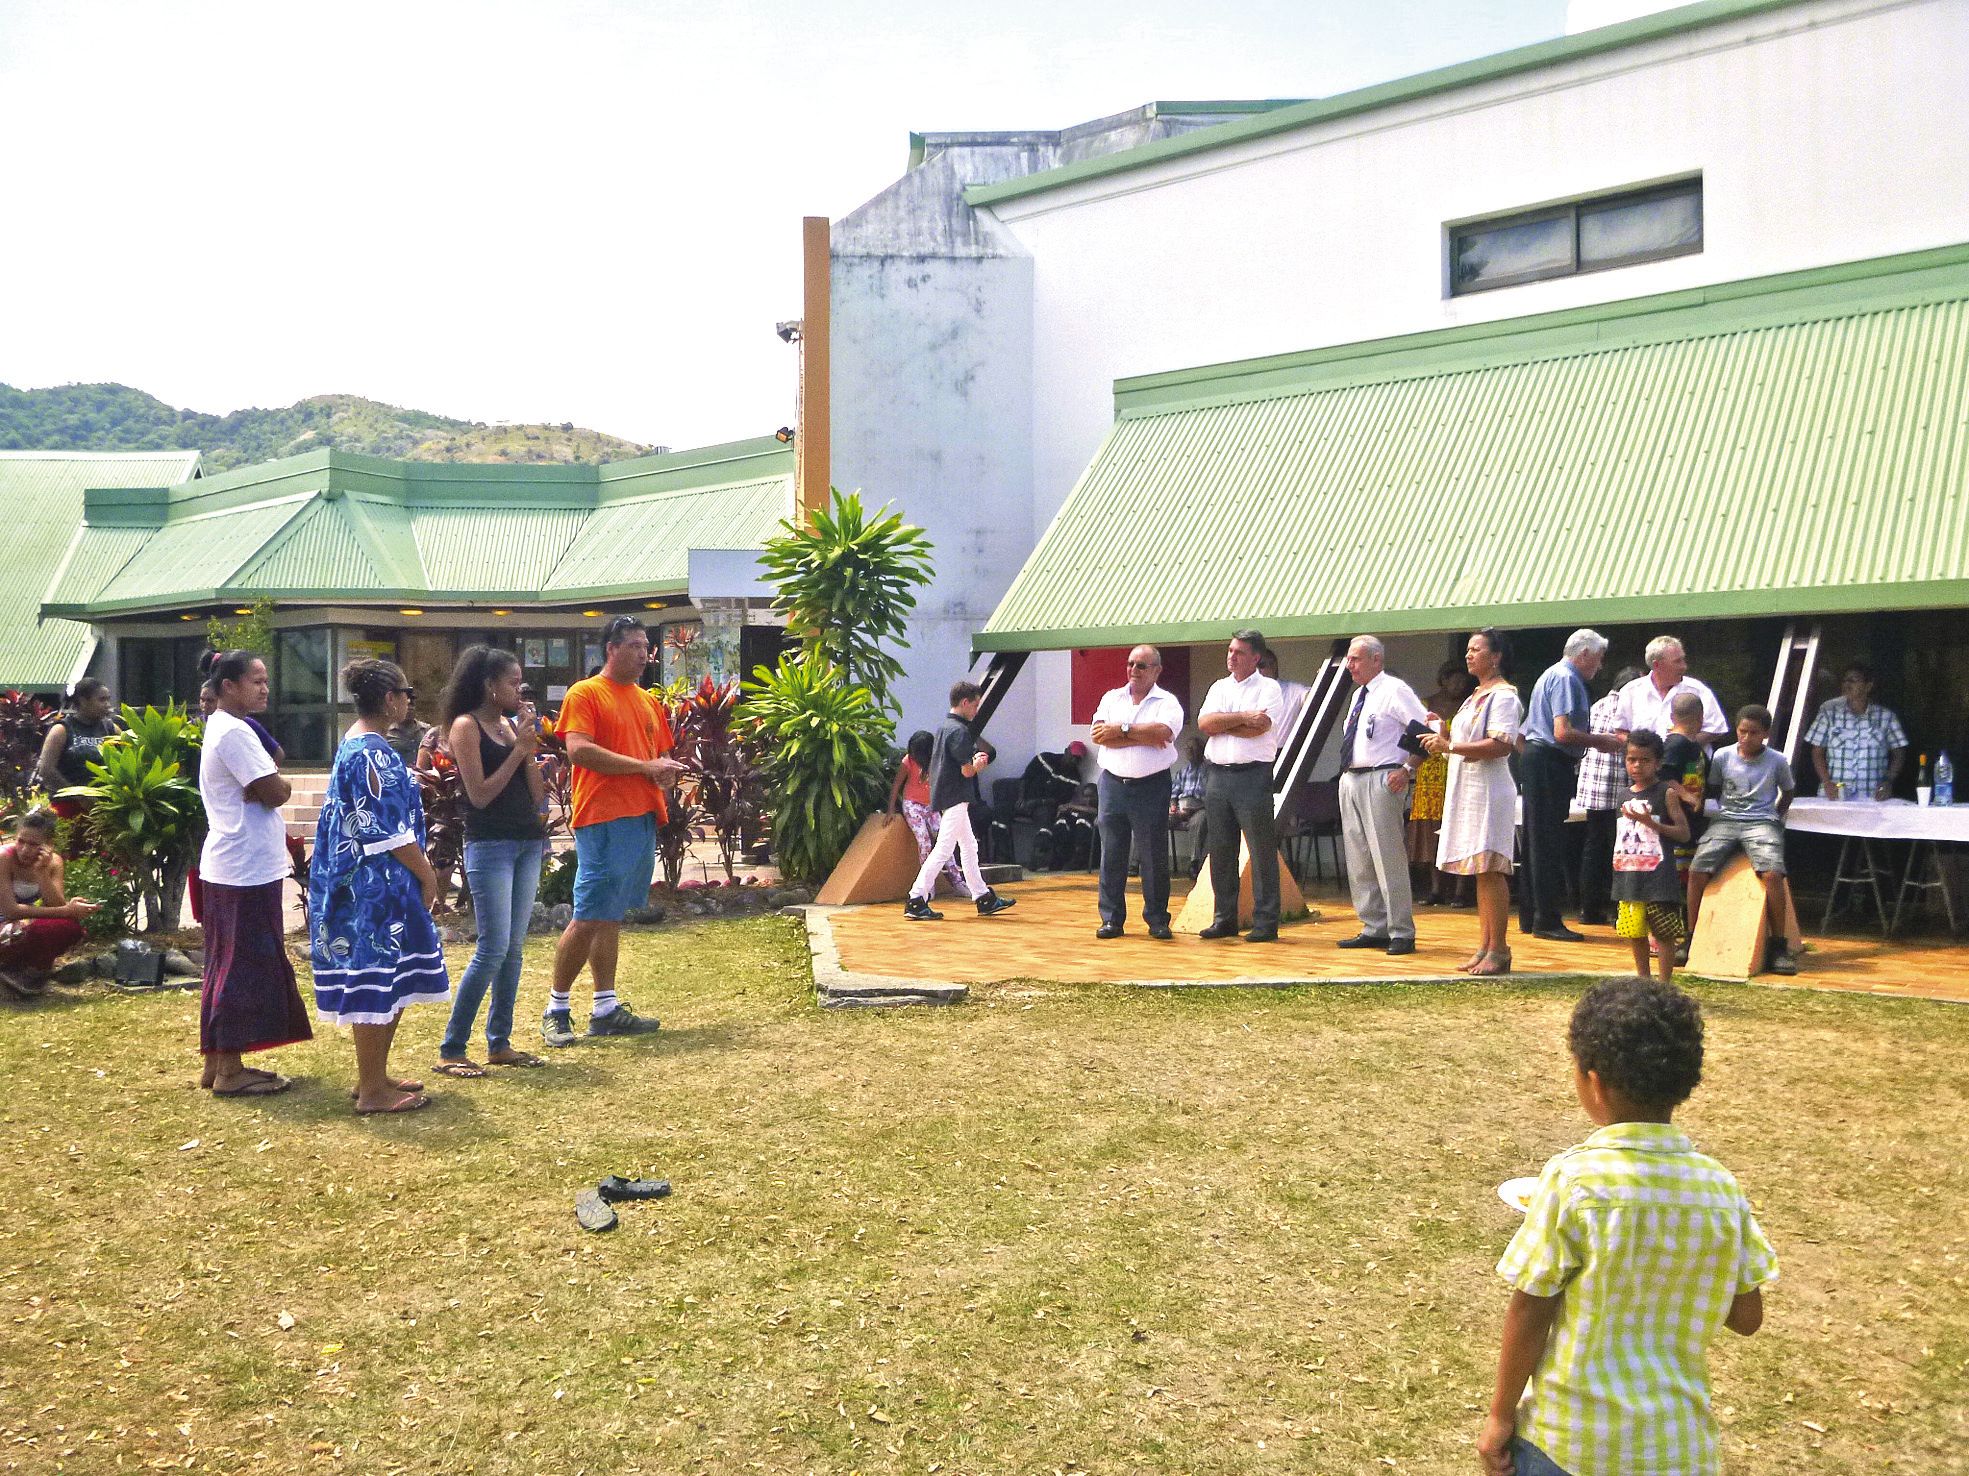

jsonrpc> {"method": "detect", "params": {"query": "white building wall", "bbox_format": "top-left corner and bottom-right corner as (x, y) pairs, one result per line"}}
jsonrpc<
(980, 0), (1969, 754)
(829, 252), (1039, 765)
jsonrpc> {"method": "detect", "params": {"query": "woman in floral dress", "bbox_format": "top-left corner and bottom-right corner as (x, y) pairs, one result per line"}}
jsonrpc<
(310, 659), (451, 1115)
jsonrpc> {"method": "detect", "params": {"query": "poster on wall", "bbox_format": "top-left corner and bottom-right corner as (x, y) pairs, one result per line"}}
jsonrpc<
(348, 638), (397, 662)
(582, 641), (603, 674)
(524, 638), (547, 669)
(548, 637), (570, 667)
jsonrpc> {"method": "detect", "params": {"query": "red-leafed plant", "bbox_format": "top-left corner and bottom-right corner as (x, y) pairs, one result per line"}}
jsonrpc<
(671, 675), (764, 883)
(0, 690), (55, 801)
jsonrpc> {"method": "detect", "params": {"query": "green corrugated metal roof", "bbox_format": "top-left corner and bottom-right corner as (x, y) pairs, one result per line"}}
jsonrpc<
(412, 506), (588, 591)
(542, 477), (790, 597)
(236, 498), (384, 590)
(3, 451), (199, 688)
(978, 245), (1969, 652)
(41, 438), (794, 617)
(966, 0), (1807, 209)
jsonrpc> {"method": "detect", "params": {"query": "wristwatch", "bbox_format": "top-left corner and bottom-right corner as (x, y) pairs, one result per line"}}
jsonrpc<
(1121, 723), (1133, 737)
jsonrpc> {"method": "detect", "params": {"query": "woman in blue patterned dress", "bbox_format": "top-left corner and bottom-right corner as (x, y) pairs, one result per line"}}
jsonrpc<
(310, 659), (451, 1115)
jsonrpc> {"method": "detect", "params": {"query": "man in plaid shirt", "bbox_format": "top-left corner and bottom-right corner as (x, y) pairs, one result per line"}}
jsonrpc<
(1481, 976), (1777, 1476)
(1805, 663), (1908, 799)
(1571, 669), (1638, 927)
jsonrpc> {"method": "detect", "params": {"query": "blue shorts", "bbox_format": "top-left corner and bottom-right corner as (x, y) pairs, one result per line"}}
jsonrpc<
(572, 812), (658, 922)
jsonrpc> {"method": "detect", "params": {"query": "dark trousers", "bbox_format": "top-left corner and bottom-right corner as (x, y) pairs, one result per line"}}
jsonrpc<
(1578, 808), (1617, 921)
(1097, 770), (1172, 928)
(1519, 741), (1578, 931)
(1204, 763), (1279, 931)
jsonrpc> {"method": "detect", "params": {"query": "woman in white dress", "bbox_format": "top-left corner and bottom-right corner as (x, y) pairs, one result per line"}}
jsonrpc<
(1423, 629), (1522, 976)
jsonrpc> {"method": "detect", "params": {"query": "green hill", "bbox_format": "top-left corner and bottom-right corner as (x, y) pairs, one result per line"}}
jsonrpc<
(0, 383), (657, 471)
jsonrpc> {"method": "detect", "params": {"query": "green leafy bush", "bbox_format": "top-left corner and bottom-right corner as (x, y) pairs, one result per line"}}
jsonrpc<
(537, 849), (578, 908)
(62, 854), (137, 942)
(63, 703), (203, 933)
(757, 490), (933, 714)
(740, 657), (893, 884)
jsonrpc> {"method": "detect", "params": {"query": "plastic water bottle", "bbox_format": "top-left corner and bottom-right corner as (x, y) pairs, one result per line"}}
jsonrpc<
(1937, 750), (1955, 807)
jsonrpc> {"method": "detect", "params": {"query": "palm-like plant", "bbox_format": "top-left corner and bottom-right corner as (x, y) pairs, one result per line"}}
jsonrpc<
(739, 657), (894, 884)
(62, 703), (204, 933)
(757, 490), (934, 714)
(672, 675), (764, 882)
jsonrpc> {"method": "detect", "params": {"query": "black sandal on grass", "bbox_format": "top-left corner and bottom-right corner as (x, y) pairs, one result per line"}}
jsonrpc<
(597, 1175), (672, 1203)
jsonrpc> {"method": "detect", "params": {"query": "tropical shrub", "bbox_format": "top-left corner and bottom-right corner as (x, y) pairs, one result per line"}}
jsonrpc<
(63, 703), (203, 934)
(414, 746), (467, 898)
(671, 676), (764, 882)
(757, 489), (934, 714)
(0, 691), (55, 799)
(537, 849), (578, 908)
(62, 853), (138, 942)
(739, 657), (893, 885)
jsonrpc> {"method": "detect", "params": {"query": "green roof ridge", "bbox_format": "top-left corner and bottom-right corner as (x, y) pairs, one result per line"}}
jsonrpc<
(965, 0), (1810, 209)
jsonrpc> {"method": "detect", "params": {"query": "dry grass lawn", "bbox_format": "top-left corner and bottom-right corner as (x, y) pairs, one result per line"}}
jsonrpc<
(2, 915), (1965, 1475)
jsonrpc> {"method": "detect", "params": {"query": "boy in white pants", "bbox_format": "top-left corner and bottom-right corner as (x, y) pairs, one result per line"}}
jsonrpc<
(904, 681), (1016, 921)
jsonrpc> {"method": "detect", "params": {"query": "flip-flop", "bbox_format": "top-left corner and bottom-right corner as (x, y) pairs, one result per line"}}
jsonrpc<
(354, 1091), (431, 1116)
(347, 1077), (426, 1099)
(574, 1187), (618, 1232)
(485, 1051), (546, 1069)
(597, 1175), (672, 1203)
(213, 1073), (292, 1097)
(431, 1060), (488, 1078)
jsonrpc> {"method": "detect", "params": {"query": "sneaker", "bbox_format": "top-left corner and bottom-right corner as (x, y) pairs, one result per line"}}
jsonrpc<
(1767, 949), (1798, 977)
(903, 896), (943, 922)
(976, 890), (1017, 916)
(587, 1002), (661, 1037)
(541, 1008), (578, 1048)
(1672, 942), (1691, 967)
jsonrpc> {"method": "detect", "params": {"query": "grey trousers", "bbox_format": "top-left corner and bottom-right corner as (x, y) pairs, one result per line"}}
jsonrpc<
(1204, 763), (1279, 931)
(1096, 770), (1172, 928)
(1340, 768), (1414, 942)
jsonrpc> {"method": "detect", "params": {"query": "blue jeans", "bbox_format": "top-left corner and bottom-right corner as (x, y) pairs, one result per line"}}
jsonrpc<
(439, 838), (546, 1057)
(1509, 1438), (1572, 1476)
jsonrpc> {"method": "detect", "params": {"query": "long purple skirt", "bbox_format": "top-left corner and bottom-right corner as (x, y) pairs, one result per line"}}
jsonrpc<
(200, 879), (313, 1057)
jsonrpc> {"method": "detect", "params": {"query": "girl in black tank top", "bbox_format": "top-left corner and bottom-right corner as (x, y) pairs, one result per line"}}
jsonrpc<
(464, 720), (547, 841)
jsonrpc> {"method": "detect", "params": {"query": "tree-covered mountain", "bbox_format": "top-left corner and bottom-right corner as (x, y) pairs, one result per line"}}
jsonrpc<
(0, 382), (657, 470)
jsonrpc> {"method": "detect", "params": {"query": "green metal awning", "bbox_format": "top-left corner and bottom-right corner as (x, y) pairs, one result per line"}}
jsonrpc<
(978, 245), (1969, 652)
(42, 438), (795, 618)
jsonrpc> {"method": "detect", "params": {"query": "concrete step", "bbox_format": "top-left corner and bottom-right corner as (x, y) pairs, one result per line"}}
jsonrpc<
(981, 863), (1024, 885)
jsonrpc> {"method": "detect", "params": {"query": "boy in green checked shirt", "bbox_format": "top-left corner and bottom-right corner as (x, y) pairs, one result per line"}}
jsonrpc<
(1480, 977), (1778, 1476)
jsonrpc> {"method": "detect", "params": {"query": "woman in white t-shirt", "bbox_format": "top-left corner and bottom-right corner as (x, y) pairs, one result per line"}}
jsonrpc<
(196, 650), (313, 1097)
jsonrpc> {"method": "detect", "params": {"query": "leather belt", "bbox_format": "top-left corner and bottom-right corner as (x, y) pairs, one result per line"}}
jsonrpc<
(1214, 761), (1269, 772)
(1346, 763), (1404, 773)
(1104, 770), (1172, 785)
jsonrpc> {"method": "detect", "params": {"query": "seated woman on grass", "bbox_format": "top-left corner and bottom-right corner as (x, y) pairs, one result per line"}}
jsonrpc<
(0, 809), (99, 998)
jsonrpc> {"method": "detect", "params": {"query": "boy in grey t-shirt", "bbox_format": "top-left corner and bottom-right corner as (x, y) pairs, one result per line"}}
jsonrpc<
(1687, 705), (1798, 973)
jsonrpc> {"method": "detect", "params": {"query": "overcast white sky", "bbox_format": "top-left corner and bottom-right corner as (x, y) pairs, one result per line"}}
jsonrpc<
(1, 0), (1568, 449)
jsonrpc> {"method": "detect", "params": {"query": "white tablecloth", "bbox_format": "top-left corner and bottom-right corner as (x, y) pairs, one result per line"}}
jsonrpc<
(1782, 797), (1969, 843)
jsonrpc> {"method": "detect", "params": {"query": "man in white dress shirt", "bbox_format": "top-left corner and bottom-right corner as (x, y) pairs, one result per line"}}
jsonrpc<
(1197, 630), (1288, 942)
(1612, 636), (1730, 743)
(1089, 645), (1185, 939)
(1335, 635), (1428, 956)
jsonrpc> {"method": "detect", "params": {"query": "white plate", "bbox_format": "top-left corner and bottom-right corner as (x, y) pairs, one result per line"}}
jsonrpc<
(1498, 1176), (1539, 1214)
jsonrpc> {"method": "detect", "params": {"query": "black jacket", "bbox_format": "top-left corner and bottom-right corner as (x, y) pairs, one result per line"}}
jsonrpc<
(927, 714), (994, 812)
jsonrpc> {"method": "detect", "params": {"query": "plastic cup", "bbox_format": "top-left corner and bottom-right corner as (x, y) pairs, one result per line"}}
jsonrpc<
(1918, 786), (1933, 806)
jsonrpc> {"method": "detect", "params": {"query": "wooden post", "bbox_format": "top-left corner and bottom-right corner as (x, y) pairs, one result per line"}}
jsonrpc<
(798, 215), (831, 525)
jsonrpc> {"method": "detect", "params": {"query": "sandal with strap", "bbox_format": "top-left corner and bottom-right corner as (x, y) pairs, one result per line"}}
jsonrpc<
(1469, 949), (1513, 977)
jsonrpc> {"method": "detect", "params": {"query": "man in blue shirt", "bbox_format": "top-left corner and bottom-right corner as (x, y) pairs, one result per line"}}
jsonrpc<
(1520, 630), (1625, 941)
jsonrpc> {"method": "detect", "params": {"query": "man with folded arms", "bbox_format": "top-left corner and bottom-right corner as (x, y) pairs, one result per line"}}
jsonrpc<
(1089, 645), (1184, 940)
(1335, 636), (1428, 956)
(1197, 630), (1287, 942)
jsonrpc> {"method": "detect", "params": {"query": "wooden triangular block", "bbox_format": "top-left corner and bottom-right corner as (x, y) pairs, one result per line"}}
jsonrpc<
(816, 814), (926, 906)
(1175, 838), (1310, 933)
(1685, 853), (1767, 979)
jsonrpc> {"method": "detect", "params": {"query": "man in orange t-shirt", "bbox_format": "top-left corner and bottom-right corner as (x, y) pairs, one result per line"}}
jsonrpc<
(540, 616), (682, 1048)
